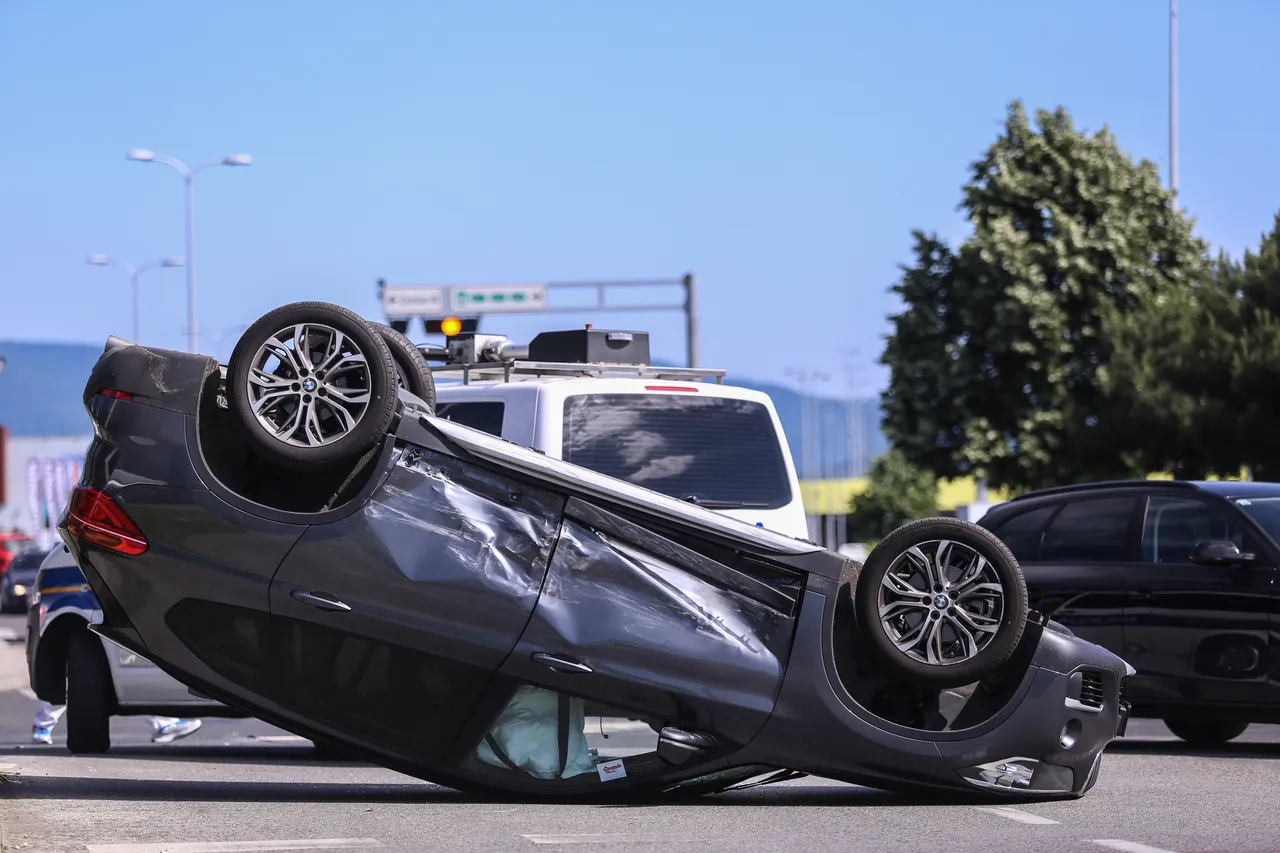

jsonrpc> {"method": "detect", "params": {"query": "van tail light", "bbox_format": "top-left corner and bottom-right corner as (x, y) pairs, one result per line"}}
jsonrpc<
(67, 487), (149, 556)
(644, 385), (699, 393)
(100, 389), (134, 401)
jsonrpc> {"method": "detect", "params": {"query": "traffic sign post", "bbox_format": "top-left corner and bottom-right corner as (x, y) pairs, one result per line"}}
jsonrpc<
(376, 274), (698, 367)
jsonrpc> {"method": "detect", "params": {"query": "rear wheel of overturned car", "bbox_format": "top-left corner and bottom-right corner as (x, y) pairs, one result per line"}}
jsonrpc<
(367, 321), (435, 412)
(66, 629), (113, 754)
(1163, 718), (1249, 746)
(854, 517), (1029, 690)
(227, 302), (400, 468)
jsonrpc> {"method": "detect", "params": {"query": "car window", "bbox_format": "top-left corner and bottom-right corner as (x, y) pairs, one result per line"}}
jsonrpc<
(1143, 495), (1256, 564)
(434, 401), (505, 437)
(561, 393), (792, 509)
(1038, 496), (1136, 562)
(1232, 496), (1280, 548)
(985, 505), (1055, 562)
(8, 550), (50, 571)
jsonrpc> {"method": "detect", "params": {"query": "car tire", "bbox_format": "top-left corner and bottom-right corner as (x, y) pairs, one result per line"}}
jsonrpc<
(854, 516), (1029, 690)
(227, 302), (399, 469)
(66, 629), (113, 755)
(367, 322), (435, 412)
(1163, 718), (1249, 746)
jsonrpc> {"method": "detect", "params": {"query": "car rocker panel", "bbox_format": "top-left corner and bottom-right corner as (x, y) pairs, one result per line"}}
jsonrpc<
(61, 302), (1133, 800)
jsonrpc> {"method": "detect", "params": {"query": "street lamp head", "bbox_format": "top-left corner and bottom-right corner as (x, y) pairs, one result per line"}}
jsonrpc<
(127, 149), (157, 162)
(222, 154), (253, 167)
(86, 254), (110, 265)
(161, 257), (184, 267)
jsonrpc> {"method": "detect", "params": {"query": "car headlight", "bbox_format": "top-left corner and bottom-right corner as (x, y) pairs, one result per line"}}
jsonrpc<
(13, 584), (26, 598)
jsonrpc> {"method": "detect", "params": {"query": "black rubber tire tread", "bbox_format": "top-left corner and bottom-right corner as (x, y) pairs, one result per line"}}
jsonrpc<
(854, 516), (1029, 690)
(66, 628), (113, 754)
(367, 321), (436, 413)
(227, 301), (399, 468)
(1163, 718), (1249, 746)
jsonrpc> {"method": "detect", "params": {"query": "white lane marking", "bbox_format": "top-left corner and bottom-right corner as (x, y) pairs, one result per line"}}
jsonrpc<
(247, 735), (311, 743)
(86, 839), (383, 853)
(974, 806), (1060, 825)
(524, 835), (692, 845)
(1093, 842), (1179, 853)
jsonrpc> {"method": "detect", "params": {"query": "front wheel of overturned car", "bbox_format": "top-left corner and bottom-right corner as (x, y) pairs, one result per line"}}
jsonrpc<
(227, 302), (400, 469)
(66, 629), (113, 754)
(854, 517), (1029, 690)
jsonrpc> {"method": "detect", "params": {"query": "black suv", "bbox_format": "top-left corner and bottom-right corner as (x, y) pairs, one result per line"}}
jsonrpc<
(978, 479), (1280, 746)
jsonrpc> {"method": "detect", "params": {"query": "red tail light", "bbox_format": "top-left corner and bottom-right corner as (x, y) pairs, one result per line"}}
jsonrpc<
(100, 389), (134, 401)
(644, 385), (699, 393)
(67, 487), (148, 556)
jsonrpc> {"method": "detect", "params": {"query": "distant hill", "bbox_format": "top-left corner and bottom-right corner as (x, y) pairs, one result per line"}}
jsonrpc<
(0, 341), (889, 475)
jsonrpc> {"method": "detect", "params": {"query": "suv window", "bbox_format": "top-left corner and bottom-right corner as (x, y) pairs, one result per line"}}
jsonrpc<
(434, 402), (505, 438)
(561, 393), (792, 508)
(986, 505), (1055, 562)
(1142, 495), (1255, 563)
(1039, 496), (1136, 562)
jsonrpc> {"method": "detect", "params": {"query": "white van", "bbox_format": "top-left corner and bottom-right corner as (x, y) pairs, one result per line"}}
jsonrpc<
(426, 327), (810, 542)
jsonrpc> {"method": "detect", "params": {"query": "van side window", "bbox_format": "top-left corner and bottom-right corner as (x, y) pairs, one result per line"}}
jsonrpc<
(986, 505), (1055, 563)
(434, 402), (505, 438)
(1039, 496), (1136, 562)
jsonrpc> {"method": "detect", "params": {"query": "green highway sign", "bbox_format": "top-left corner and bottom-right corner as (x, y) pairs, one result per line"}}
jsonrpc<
(448, 284), (547, 314)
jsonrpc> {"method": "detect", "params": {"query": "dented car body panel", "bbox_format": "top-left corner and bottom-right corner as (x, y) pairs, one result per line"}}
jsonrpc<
(63, 342), (1133, 800)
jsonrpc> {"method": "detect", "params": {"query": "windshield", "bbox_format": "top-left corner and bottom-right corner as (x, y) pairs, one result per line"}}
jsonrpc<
(2, 539), (35, 553)
(561, 393), (793, 509)
(1233, 496), (1280, 545)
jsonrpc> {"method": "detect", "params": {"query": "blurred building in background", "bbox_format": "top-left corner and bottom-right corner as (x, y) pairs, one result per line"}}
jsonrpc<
(0, 341), (101, 546)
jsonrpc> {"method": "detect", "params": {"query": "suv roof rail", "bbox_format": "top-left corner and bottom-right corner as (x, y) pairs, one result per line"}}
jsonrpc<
(428, 360), (727, 385)
(1010, 479), (1200, 501)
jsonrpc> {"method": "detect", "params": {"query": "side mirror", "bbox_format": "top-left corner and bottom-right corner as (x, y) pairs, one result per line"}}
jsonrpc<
(1189, 539), (1254, 566)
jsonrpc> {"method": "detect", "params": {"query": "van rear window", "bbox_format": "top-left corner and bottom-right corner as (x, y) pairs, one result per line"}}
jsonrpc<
(561, 393), (792, 509)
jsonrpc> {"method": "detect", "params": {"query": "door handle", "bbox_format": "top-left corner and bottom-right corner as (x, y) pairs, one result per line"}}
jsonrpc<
(290, 589), (351, 612)
(531, 652), (593, 674)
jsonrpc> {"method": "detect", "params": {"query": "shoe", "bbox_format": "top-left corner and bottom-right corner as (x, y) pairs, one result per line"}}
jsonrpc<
(152, 719), (202, 744)
(31, 727), (52, 745)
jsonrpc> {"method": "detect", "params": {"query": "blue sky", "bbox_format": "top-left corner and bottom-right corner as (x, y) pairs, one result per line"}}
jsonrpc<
(2, 0), (1277, 398)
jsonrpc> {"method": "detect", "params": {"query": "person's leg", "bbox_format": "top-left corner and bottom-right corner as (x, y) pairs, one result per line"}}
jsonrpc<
(31, 701), (66, 744)
(146, 715), (202, 743)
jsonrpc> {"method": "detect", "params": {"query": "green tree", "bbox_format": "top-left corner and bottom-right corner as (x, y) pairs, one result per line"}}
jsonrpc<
(881, 100), (1211, 491)
(1107, 213), (1280, 480)
(847, 448), (939, 543)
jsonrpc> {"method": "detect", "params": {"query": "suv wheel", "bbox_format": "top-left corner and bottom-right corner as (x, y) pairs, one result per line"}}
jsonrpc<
(1163, 718), (1249, 747)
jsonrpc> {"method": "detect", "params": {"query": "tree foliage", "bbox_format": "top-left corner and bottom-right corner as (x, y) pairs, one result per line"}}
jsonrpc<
(881, 101), (1211, 491)
(1106, 214), (1280, 479)
(847, 448), (938, 543)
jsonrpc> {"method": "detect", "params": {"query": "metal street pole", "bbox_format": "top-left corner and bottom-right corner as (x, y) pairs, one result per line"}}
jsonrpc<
(1170, 0), (1178, 194)
(126, 150), (252, 352)
(86, 254), (184, 344)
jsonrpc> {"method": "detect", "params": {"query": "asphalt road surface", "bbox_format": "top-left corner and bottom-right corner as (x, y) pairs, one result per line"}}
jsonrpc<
(3, 612), (1280, 853)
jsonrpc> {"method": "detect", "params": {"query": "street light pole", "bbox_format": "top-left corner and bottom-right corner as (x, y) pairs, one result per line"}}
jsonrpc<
(1170, 0), (1178, 194)
(86, 254), (184, 344)
(126, 150), (252, 353)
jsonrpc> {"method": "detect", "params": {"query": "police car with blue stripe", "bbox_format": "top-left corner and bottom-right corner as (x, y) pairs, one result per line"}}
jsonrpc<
(25, 544), (245, 753)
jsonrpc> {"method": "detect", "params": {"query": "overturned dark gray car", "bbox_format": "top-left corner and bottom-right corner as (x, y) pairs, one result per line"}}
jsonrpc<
(60, 300), (1132, 800)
